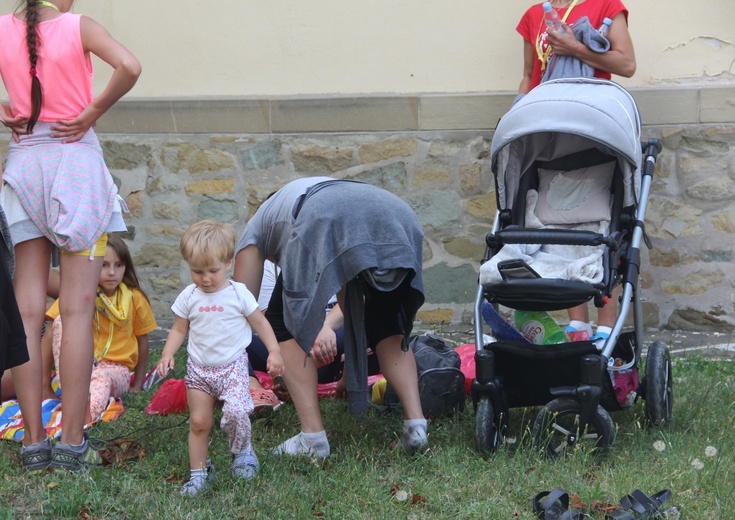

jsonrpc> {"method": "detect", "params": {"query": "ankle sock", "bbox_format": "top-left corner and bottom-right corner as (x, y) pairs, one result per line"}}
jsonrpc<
(190, 468), (207, 480)
(403, 418), (427, 431)
(302, 431), (328, 444)
(565, 321), (593, 335)
(595, 326), (612, 337)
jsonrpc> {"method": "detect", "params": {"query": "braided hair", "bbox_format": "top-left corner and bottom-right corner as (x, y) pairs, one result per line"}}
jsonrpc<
(24, 0), (43, 133)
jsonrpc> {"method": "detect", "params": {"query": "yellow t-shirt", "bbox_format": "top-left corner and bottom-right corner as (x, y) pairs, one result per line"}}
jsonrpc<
(46, 287), (157, 370)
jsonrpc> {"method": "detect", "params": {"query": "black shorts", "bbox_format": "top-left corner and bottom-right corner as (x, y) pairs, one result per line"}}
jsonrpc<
(265, 273), (409, 350)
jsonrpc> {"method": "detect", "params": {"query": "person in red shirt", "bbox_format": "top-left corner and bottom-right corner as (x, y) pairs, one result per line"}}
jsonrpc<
(517, 0), (636, 94)
(516, 0), (637, 342)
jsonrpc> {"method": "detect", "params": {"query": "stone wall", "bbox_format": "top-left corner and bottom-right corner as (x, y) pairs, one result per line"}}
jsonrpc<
(96, 132), (498, 329)
(2, 88), (734, 333)
(95, 124), (735, 333)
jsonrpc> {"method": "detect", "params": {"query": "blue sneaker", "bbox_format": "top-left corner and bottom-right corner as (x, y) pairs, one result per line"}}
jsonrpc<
(591, 331), (610, 349)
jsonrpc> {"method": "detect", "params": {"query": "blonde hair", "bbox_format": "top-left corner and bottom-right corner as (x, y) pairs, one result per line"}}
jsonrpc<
(180, 220), (236, 266)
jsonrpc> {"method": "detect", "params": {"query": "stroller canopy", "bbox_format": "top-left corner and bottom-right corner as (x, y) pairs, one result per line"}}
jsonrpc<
(491, 78), (642, 211)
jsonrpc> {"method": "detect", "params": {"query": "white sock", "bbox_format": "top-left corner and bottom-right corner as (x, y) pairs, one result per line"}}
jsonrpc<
(302, 431), (328, 443)
(403, 418), (427, 431)
(568, 321), (593, 335)
(596, 326), (612, 336)
(190, 468), (207, 480)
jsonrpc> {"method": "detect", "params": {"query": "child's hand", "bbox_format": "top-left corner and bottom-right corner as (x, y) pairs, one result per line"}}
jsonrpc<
(266, 351), (284, 380)
(157, 356), (174, 377)
(129, 385), (142, 393)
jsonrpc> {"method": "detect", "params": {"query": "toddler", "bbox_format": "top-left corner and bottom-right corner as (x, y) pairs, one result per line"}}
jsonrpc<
(157, 220), (283, 496)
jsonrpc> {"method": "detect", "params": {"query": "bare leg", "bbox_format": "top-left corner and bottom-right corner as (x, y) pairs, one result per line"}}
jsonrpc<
(596, 289), (619, 328)
(0, 371), (16, 400)
(187, 389), (215, 470)
(41, 321), (56, 400)
(57, 253), (103, 445)
(10, 238), (52, 446)
(567, 303), (590, 324)
(375, 335), (423, 420)
(280, 339), (323, 433)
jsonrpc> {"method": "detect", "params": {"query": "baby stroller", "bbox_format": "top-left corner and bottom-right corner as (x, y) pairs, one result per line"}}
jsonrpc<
(471, 78), (672, 455)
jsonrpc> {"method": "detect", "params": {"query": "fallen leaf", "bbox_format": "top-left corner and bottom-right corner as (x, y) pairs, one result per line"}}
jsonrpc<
(165, 473), (181, 483)
(410, 493), (425, 505)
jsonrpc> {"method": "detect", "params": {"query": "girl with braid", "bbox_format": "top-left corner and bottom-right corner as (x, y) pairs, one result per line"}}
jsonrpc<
(0, 0), (141, 472)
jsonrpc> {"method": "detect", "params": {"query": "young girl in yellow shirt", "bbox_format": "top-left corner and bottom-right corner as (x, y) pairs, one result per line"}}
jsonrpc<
(45, 235), (157, 422)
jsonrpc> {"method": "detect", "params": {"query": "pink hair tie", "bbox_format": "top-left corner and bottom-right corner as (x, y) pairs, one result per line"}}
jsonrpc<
(29, 67), (37, 76)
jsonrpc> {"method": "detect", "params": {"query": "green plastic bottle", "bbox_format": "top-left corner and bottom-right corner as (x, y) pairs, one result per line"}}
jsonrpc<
(514, 309), (569, 345)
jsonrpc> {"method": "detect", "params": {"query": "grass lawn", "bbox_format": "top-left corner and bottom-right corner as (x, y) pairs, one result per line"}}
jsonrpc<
(1, 341), (734, 519)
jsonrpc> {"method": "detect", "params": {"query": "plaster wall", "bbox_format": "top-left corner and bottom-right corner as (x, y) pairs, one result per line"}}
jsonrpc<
(0, 0), (733, 98)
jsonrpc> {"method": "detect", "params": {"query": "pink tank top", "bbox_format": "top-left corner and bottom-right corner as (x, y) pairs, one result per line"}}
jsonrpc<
(0, 12), (93, 121)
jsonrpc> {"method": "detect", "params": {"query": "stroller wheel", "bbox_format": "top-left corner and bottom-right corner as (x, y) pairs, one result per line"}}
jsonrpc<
(532, 397), (616, 457)
(644, 341), (673, 426)
(474, 396), (507, 454)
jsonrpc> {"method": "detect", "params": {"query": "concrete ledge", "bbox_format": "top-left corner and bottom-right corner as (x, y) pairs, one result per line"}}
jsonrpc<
(3, 86), (726, 136)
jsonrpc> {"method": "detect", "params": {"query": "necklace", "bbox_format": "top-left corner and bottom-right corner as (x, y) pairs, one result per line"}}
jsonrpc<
(37, 1), (59, 11)
(551, 0), (573, 8)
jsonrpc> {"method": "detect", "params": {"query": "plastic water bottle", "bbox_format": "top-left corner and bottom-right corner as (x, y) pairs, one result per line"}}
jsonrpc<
(514, 309), (569, 344)
(542, 2), (564, 34)
(598, 17), (612, 37)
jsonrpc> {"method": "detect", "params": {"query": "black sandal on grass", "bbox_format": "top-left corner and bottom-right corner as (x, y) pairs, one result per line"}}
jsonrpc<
(606, 489), (676, 519)
(533, 489), (586, 520)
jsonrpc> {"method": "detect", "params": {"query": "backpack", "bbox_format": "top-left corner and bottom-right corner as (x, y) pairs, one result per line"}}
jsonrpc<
(385, 333), (466, 418)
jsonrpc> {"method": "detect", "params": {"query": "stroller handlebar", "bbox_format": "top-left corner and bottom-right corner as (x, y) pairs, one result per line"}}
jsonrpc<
(487, 229), (616, 248)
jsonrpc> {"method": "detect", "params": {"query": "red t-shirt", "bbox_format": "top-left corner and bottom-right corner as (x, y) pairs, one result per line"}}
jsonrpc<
(516, 0), (628, 90)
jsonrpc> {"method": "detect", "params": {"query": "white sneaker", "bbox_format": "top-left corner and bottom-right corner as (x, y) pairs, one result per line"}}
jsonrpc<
(232, 446), (259, 480)
(272, 432), (330, 458)
(399, 422), (428, 455)
(180, 460), (215, 496)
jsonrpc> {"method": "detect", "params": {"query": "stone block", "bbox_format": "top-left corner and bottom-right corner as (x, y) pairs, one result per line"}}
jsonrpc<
(159, 142), (235, 174)
(409, 190), (460, 230)
(413, 162), (451, 186)
(631, 88), (698, 125)
(197, 196), (238, 223)
(353, 162), (407, 191)
(185, 179), (236, 195)
(134, 244), (182, 268)
(667, 308), (734, 332)
(420, 94), (510, 130)
(125, 191), (144, 219)
(152, 202), (180, 220)
(272, 97), (418, 132)
(701, 88), (735, 124)
(358, 138), (418, 164)
(422, 263), (478, 304)
(290, 144), (353, 172)
(416, 308), (455, 325)
(661, 270), (724, 295)
(149, 273), (183, 294)
(102, 141), (152, 170)
(466, 193), (497, 219)
(442, 237), (485, 262)
(459, 163), (482, 194)
(242, 140), (284, 170)
(712, 212), (735, 233)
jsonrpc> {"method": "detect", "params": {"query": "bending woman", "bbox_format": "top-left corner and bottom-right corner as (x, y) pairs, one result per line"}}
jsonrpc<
(234, 177), (428, 458)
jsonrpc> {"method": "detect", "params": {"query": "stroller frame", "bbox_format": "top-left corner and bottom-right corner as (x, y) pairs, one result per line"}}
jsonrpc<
(471, 79), (672, 455)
